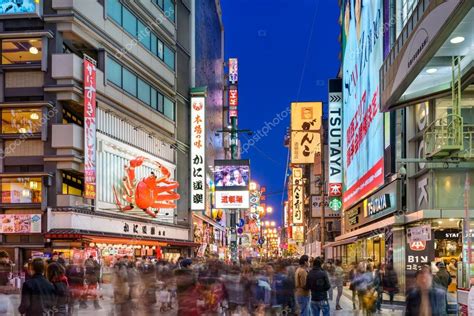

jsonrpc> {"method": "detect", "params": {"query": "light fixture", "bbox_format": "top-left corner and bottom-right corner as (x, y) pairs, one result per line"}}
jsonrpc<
(266, 206), (273, 214)
(30, 112), (39, 120)
(29, 46), (39, 55)
(437, 220), (443, 225)
(18, 128), (27, 133)
(249, 182), (257, 191)
(450, 36), (465, 44)
(426, 68), (437, 74)
(449, 218), (455, 222)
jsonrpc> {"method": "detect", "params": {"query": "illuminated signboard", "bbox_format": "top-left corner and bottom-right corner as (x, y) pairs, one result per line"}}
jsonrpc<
(328, 79), (342, 196)
(0, 214), (41, 233)
(0, 0), (41, 17)
(228, 58), (238, 84)
(83, 55), (97, 199)
(215, 191), (250, 209)
(342, 0), (384, 208)
(214, 160), (250, 190)
(229, 88), (238, 106)
(291, 102), (322, 164)
(292, 167), (304, 224)
(191, 96), (206, 210)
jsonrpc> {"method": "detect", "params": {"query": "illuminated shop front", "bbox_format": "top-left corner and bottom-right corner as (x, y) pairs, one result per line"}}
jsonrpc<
(193, 212), (226, 259)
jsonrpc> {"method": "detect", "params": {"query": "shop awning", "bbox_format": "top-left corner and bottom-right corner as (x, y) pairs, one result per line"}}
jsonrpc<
(334, 216), (396, 242)
(45, 229), (200, 248)
(322, 237), (358, 249)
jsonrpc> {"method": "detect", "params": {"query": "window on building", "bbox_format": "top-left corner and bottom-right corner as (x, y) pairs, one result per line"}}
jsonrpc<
(1, 177), (42, 203)
(157, 93), (164, 113)
(150, 88), (158, 110)
(164, 46), (175, 70)
(164, 96), (174, 120)
(62, 108), (83, 127)
(1, 108), (42, 134)
(151, 34), (158, 56)
(2, 38), (42, 65)
(155, 0), (164, 10)
(107, 0), (122, 24)
(137, 78), (151, 104)
(106, 56), (122, 87)
(137, 20), (151, 50)
(163, 0), (175, 22)
(62, 172), (83, 196)
(122, 68), (137, 96)
(157, 40), (164, 60)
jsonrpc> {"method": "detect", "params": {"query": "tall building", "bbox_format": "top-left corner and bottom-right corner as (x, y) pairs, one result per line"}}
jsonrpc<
(0, 0), (224, 270)
(329, 0), (473, 309)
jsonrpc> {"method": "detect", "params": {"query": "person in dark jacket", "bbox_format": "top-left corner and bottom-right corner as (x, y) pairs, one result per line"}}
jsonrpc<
(383, 263), (399, 306)
(18, 258), (56, 316)
(65, 263), (84, 315)
(406, 265), (447, 316)
(304, 257), (330, 316)
(0, 251), (12, 286)
(47, 262), (69, 316)
(434, 262), (451, 314)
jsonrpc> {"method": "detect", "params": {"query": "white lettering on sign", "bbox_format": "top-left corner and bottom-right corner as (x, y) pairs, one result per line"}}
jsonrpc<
(408, 255), (428, 263)
(328, 92), (342, 185)
(367, 194), (391, 216)
(417, 176), (429, 208)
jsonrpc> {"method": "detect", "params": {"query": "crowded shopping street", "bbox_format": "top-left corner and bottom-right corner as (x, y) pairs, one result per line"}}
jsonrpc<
(0, 0), (472, 315)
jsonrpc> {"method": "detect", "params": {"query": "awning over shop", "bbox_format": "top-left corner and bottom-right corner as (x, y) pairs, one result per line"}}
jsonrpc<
(45, 229), (200, 248)
(322, 237), (358, 249)
(334, 216), (396, 242)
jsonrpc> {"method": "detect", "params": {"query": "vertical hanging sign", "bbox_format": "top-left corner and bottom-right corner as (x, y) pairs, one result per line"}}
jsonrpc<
(292, 167), (304, 224)
(191, 96), (206, 210)
(328, 79), (343, 211)
(83, 55), (97, 199)
(228, 58), (238, 119)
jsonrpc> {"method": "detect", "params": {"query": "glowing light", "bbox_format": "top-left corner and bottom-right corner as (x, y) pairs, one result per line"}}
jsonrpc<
(450, 36), (465, 44)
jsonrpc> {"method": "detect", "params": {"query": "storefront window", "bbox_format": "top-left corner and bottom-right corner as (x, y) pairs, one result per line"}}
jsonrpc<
(435, 93), (474, 126)
(1, 177), (42, 203)
(1, 109), (42, 134)
(62, 172), (83, 196)
(2, 38), (42, 65)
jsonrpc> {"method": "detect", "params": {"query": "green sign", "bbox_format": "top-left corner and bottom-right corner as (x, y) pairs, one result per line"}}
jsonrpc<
(329, 197), (342, 212)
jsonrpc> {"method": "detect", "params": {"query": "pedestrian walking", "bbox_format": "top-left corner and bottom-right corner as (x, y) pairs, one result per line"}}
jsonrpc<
(406, 265), (447, 316)
(295, 255), (310, 316)
(18, 258), (56, 316)
(83, 255), (101, 309)
(349, 262), (358, 310)
(46, 262), (69, 316)
(373, 263), (383, 313)
(174, 258), (198, 315)
(434, 261), (451, 315)
(383, 263), (399, 307)
(304, 257), (331, 316)
(323, 259), (335, 301)
(0, 251), (13, 315)
(65, 263), (84, 315)
(334, 259), (345, 310)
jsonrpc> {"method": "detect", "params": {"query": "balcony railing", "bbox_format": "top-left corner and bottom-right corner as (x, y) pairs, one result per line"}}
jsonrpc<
(424, 114), (463, 159)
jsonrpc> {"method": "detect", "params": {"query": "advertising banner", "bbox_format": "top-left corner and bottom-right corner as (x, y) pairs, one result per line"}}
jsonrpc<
(0, 214), (41, 233)
(214, 160), (250, 190)
(342, 0), (384, 208)
(83, 56), (97, 199)
(215, 191), (250, 209)
(291, 102), (322, 131)
(407, 224), (432, 243)
(291, 131), (321, 164)
(0, 0), (41, 16)
(191, 96), (206, 210)
(328, 80), (342, 192)
(405, 231), (435, 291)
(228, 58), (238, 84)
(292, 226), (304, 243)
(229, 88), (238, 107)
(292, 168), (304, 224)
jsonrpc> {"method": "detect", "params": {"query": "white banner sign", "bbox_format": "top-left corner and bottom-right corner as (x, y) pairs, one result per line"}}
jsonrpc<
(292, 168), (304, 224)
(328, 92), (342, 188)
(229, 58), (238, 84)
(190, 96), (206, 210)
(407, 224), (432, 243)
(215, 191), (249, 209)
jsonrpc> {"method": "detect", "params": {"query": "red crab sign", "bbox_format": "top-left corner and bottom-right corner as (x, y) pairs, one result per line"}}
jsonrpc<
(113, 157), (180, 218)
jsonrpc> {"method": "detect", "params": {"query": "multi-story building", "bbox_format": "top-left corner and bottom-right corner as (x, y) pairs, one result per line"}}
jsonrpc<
(329, 0), (473, 309)
(0, 0), (225, 271)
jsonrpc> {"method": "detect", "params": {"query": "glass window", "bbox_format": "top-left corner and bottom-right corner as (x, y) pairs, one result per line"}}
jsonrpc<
(155, 0), (164, 10)
(122, 7), (137, 37)
(2, 38), (42, 65)
(62, 172), (83, 196)
(137, 78), (151, 104)
(122, 68), (137, 96)
(164, 0), (175, 22)
(137, 20), (150, 50)
(106, 57), (122, 87)
(157, 93), (164, 113)
(107, 0), (122, 24)
(151, 34), (158, 56)
(62, 108), (83, 127)
(164, 46), (175, 70)
(150, 88), (157, 110)
(1, 177), (42, 203)
(163, 96), (174, 120)
(1, 109), (42, 134)
(157, 40), (164, 60)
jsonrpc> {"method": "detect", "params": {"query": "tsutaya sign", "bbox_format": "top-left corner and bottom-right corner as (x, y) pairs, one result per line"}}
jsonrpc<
(190, 90), (206, 210)
(367, 193), (391, 216)
(363, 181), (397, 220)
(328, 79), (343, 211)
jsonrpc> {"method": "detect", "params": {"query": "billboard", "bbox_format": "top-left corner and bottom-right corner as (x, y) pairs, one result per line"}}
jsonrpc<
(291, 102), (322, 164)
(342, 0), (384, 208)
(0, 214), (41, 233)
(214, 160), (249, 189)
(292, 167), (304, 224)
(328, 80), (342, 191)
(229, 88), (238, 106)
(0, 0), (40, 16)
(291, 102), (322, 131)
(83, 56), (97, 199)
(190, 96), (206, 210)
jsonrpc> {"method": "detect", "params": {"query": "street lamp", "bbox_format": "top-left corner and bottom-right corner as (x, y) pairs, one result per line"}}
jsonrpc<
(271, 221), (276, 227)
(249, 182), (257, 191)
(266, 206), (273, 214)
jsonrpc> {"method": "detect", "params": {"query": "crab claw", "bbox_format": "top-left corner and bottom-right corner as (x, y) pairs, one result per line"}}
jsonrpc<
(130, 156), (147, 168)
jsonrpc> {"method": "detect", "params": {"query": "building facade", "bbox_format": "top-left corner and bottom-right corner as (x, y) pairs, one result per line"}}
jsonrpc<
(0, 0), (225, 271)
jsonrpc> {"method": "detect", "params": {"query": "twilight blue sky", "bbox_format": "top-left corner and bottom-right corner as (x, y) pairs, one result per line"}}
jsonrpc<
(221, 0), (341, 225)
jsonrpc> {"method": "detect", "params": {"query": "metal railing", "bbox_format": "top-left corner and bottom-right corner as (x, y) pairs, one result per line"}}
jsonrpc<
(424, 114), (463, 158)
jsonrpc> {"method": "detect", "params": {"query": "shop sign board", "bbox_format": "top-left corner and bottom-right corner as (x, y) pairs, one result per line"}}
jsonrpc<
(83, 55), (97, 199)
(291, 102), (322, 164)
(292, 168), (304, 224)
(0, 0), (42, 17)
(407, 224), (432, 243)
(434, 229), (460, 240)
(311, 196), (340, 218)
(228, 58), (238, 84)
(405, 233), (435, 291)
(342, 0), (384, 208)
(191, 96), (206, 210)
(215, 191), (249, 209)
(0, 214), (41, 233)
(328, 81), (343, 194)
(229, 88), (238, 106)
(292, 226), (304, 243)
(363, 181), (398, 221)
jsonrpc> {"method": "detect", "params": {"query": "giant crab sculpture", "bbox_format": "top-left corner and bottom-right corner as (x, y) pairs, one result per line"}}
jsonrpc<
(113, 157), (180, 218)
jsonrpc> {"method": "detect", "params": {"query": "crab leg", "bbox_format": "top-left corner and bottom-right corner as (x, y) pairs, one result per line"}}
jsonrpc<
(143, 207), (157, 218)
(151, 202), (177, 209)
(153, 192), (180, 201)
(112, 186), (133, 212)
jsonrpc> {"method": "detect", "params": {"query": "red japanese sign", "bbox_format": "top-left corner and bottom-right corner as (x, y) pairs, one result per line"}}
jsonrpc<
(328, 183), (342, 197)
(229, 88), (238, 106)
(83, 56), (97, 199)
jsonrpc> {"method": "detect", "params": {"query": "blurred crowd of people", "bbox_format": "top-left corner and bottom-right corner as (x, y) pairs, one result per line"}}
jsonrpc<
(0, 249), (456, 315)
